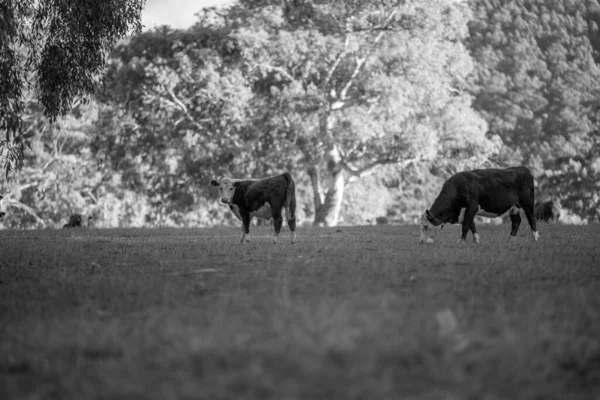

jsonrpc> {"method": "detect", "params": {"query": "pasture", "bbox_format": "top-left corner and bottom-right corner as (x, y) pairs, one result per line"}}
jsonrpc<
(1, 224), (599, 400)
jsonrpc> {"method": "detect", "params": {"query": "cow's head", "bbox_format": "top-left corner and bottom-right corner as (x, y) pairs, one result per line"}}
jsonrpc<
(210, 178), (240, 204)
(0, 195), (6, 219)
(420, 209), (444, 243)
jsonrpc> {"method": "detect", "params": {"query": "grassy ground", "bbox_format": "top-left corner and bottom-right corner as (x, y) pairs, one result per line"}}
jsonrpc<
(1, 223), (600, 400)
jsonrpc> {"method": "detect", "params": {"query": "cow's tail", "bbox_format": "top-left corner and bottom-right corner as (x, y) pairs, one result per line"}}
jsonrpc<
(282, 172), (296, 222)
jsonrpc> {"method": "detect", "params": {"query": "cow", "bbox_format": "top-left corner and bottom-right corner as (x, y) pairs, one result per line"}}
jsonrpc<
(210, 172), (297, 243)
(535, 200), (561, 224)
(420, 167), (539, 244)
(63, 214), (83, 228)
(0, 195), (6, 219)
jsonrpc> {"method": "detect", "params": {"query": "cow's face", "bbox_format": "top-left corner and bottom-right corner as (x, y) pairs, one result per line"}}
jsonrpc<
(420, 209), (443, 243)
(211, 178), (239, 204)
(0, 195), (6, 219)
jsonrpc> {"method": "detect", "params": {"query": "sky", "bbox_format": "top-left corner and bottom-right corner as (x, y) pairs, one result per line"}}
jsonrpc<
(141, 0), (234, 30)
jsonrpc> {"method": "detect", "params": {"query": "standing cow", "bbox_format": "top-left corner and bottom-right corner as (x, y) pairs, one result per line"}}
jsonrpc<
(420, 167), (539, 244)
(534, 200), (561, 224)
(210, 172), (297, 243)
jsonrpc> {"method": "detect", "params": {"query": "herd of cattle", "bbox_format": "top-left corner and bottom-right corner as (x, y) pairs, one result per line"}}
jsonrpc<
(210, 167), (561, 244)
(0, 166), (561, 243)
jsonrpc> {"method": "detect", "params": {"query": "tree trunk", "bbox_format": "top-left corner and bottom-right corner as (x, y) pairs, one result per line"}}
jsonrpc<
(307, 165), (323, 212)
(313, 168), (345, 226)
(312, 146), (345, 227)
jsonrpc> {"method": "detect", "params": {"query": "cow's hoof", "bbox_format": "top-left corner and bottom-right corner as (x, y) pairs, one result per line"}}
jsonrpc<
(532, 231), (540, 242)
(272, 238), (279, 244)
(473, 234), (480, 244)
(458, 239), (468, 245)
(420, 236), (434, 244)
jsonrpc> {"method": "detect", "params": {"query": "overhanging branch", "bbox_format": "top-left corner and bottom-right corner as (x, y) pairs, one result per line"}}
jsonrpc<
(341, 154), (423, 179)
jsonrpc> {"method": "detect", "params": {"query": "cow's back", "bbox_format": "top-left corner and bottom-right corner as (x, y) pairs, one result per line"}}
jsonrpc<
(449, 167), (534, 213)
(236, 174), (291, 211)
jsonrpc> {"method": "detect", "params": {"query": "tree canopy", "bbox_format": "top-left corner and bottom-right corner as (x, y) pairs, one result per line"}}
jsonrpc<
(467, 0), (600, 220)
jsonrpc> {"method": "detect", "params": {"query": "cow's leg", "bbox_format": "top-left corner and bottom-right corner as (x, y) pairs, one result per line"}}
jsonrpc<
(240, 212), (251, 243)
(470, 221), (480, 243)
(521, 204), (539, 241)
(285, 206), (297, 243)
(239, 224), (246, 243)
(460, 204), (478, 244)
(272, 207), (284, 244)
(508, 208), (522, 240)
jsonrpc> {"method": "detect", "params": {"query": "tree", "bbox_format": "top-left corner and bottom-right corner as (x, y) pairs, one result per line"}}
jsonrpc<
(467, 0), (600, 221)
(0, 0), (145, 178)
(228, 0), (499, 225)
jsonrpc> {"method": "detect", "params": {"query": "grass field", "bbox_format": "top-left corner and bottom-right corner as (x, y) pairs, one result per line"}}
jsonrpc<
(1, 223), (600, 400)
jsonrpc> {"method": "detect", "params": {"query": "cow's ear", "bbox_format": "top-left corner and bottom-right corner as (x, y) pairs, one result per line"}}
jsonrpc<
(233, 181), (241, 188)
(210, 180), (219, 186)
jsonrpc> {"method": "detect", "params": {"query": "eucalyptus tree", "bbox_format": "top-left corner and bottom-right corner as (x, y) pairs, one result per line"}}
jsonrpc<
(230, 0), (499, 225)
(0, 0), (145, 178)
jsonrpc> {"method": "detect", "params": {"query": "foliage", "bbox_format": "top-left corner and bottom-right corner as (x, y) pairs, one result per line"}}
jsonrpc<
(467, 0), (600, 221)
(225, 0), (500, 225)
(0, 0), (145, 179)
(91, 0), (499, 227)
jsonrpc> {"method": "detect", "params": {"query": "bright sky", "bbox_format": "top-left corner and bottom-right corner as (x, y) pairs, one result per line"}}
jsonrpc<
(142, 0), (234, 30)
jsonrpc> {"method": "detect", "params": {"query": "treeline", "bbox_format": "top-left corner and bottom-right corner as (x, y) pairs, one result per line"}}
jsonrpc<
(0, 0), (598, 229)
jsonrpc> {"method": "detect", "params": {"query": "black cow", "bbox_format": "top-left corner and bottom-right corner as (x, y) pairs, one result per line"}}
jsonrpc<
(535, 200), (561, 224)
(0, 195), (6, 219)
(420, 167), (539, 243)
(210, 172), (297, 243)
(63, 214), (83, 228)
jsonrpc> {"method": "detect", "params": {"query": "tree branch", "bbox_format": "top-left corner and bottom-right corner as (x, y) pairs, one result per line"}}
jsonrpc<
(4, 198), (46, 227)
(323, 35), (351, 94)
(342, 154), (422, 179)
(329, 9), (399, 110)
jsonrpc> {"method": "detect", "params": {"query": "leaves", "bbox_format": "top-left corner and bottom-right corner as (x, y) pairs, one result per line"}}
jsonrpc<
(467, 0), (600, 220)
(0, 0), (145, 178)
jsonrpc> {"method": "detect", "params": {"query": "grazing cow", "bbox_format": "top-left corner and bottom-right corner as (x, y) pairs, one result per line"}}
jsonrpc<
(210, 172), (297, 243)
(420, 167), (539, 244)
(0, 195), (6, 219)
(63, 214), (83, 228)
(535, 200), (561, 224)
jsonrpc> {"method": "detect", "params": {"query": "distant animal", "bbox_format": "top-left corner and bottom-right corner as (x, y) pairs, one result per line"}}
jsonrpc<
(534, 200), (561, 224)
(63, 214), (83, 228)
(375, 216), (389, 225)
(420, 167), (539, 244)
(0, 195), (6, 219)
(210, 172), (297, 243)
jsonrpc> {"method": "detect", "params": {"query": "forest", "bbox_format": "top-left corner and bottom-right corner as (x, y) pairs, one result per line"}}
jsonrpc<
(1, 0), (599, 229)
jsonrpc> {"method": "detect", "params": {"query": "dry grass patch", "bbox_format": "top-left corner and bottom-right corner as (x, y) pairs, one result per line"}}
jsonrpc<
(1, 224), (599, 399)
